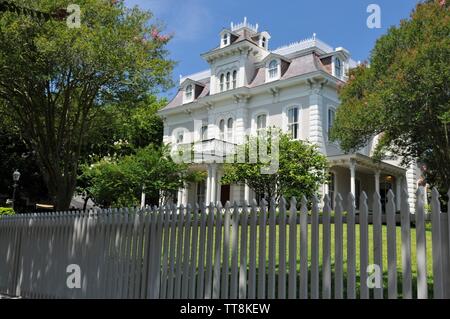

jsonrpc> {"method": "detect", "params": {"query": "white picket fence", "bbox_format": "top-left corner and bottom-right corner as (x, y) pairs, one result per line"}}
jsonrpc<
(0, 187), (449, 299)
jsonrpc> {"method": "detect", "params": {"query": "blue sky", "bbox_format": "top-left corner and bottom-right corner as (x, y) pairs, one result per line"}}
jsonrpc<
(124, 0), (421, 99)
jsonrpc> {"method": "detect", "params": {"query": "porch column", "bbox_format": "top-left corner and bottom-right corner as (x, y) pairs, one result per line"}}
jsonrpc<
(216, 169), (222, 205)
(349, 159), (356, 196)
(396, 175), (402, 209)
(182, 185), (189, 206)
(244, 183), (251, 202)
(206, 165), (212, 205)
(374, 170), (381, 194)
(210, 164), (217, 205)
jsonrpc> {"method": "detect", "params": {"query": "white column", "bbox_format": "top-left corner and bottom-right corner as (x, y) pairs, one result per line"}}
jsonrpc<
(244, 183), (250, 202)
(216, 169), (222, 205)
(177, 189), (183, 206)
(349, 159), (356, 196)
(374, 170), (381, 194)
(206, 165), (211, 205)
(210, 164), (217, 205)
(140, 186), (146, 209)
(182, 185), (189, 206)
(396, 175), (402, 209)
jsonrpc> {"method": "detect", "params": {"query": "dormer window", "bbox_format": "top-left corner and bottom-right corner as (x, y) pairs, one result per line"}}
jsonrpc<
(261, 37), (267, 49)
(268, 60), (279, 80)
(221, 33), (230, 47)
(185, 84), (193, 102)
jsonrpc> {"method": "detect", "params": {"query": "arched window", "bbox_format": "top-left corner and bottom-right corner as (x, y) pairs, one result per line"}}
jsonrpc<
(256, 114), (267, 134)
(185, 84), (193, 100)
(227, 118), (234, 141)
(226, 72), (231, 90)
(287, 107), (299, 139)
(201, 125), (208, 141)
(176, 131), (184, 144)
(268, 60), (279, 79)
(232, 70), (237, 89)
(219, 119), (225, 140)
(335, 58), (342, 78)
(219, 74), (225, 92)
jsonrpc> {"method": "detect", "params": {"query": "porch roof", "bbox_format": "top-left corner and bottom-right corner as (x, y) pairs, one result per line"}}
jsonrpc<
(327, 153), (407, 176)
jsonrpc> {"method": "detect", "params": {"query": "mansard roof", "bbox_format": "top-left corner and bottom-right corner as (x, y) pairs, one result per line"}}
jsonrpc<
(161, 52), (331, 112)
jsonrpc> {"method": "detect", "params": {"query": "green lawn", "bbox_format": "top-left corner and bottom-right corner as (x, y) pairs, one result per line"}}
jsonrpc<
(230, 222), (434, 298)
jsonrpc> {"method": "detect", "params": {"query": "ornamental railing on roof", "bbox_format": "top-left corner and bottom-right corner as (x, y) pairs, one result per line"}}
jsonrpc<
(230, 17), (259, 33)
(273, 33), (334, 55)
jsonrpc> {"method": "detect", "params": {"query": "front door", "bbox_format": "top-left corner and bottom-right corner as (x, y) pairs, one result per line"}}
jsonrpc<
(221, 185), (230, 206)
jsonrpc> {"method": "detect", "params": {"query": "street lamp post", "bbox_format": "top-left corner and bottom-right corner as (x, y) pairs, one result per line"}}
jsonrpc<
(12, 169), (20, 211)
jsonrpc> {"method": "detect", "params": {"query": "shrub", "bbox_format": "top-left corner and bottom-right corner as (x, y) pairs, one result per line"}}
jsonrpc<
(0, 207), (15, 216)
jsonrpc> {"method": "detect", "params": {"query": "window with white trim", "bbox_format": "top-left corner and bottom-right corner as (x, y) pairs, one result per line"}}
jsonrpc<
(222, 33), (230, 47)
(226, 72), (231, 90)
(201, 125), (208, 141)
(185, 84), (193, 102)
(219, 119), (225, 140)
(287, 107), (299, 139)
(268, 60), (279, 79)
(335, 58), (342, 78)
(227, 118), (234, 141)
(219, 74), (225, 92)
(328, 108), (336, 140)
(232, 70), (237, 89)
(256, 114), (267, 134)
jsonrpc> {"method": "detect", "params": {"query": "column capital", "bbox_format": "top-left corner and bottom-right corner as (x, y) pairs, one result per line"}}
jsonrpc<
(349, 158), (356, 170)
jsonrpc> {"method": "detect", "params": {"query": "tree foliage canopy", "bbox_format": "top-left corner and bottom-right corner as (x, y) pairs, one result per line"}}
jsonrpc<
(330, 0), (450, 191)
(222, 132), (328, 202)
(0, 0), (174, 209)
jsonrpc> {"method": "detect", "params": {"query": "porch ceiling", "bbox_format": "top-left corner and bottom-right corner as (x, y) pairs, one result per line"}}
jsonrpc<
(328, 153), (406, 176)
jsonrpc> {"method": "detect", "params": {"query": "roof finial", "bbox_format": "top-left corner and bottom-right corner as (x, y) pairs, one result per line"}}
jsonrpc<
(244, 16), (247, 25)
(313, 33), (317, 40)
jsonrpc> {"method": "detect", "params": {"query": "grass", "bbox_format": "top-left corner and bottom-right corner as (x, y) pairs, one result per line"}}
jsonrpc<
(199, 222), (434, 298)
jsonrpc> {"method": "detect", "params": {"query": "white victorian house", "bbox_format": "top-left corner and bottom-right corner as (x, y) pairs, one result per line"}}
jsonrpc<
(159, 18), (421, 212)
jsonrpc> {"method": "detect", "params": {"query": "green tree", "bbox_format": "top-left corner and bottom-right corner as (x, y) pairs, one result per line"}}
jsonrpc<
(80, 145), (202, 208)
(0, 0), (174, 209)
(222, 132), (328, 202)
(330, 0), (450, 193)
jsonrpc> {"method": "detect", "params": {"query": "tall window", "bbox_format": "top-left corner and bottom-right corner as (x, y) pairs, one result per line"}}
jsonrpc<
(232, 70), (237, 89)
(201, 125), (208, 141)
(268, 60), (279, 79)
(219, 74), (225, 92)
(227, 118), (234, 141)
(261, 37), (267, 49)
(219, 119), (225, 140)
(185, 84), (193, 100)
(226, 72), (231, 90)
(328, 108), (336, 140)
(335, 58), (342, 78)
(287, 107), (299, 139)
(256, 114), (267, 134)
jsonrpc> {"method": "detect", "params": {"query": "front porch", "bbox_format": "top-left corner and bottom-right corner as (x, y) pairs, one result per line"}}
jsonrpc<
(327, 153), (407, 212)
